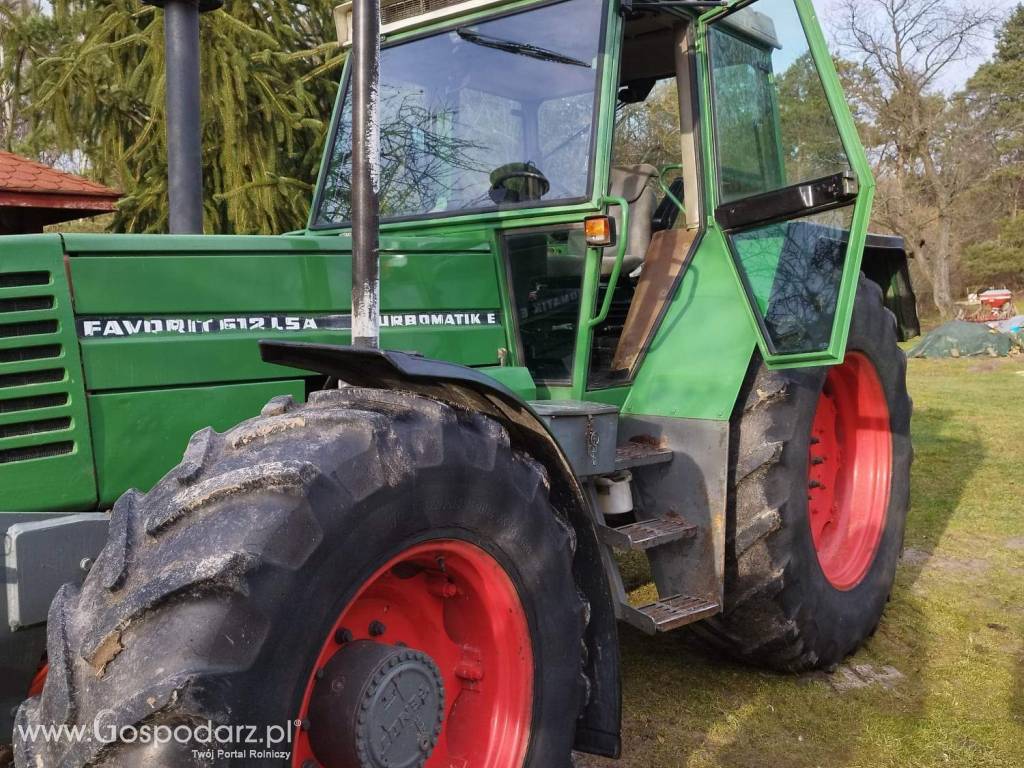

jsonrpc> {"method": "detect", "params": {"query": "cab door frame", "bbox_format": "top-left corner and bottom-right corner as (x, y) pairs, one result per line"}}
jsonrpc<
(696, 0), (876, 368)
(581, 11), (708, 396)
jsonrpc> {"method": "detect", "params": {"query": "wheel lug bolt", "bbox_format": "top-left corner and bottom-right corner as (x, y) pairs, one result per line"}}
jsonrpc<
(427, 573), (458, 598)
(809, 480), (824, 489)
(369, 620), (386, 637)
(456, 659), (484, 681)
(334, 627), (353, 645)
(811, 456), (825, 465)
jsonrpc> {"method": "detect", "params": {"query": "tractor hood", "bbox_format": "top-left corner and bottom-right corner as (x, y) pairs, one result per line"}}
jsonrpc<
(60, 231), (507, 392)
(0, 231), (509, 510)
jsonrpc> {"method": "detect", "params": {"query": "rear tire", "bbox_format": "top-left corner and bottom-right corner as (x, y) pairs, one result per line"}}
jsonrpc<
(697, 276), (912, 671)
(15, 388), (587, 767)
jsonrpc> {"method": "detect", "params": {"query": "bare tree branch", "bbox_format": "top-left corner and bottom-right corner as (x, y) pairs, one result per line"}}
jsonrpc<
(831, 0), (998, 314)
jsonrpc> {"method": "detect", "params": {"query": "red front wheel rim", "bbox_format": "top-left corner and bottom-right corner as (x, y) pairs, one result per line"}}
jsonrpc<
(292, 539), (534, 768)
(28, 662), (47, 698)
(808, 352), (893, 590)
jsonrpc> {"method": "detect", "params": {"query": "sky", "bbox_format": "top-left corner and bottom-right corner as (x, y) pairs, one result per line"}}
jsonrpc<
(818, 0), (1020, 92)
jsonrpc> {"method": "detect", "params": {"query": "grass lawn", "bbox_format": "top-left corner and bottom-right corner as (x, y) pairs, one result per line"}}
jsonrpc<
(579, 356), (1024, 768)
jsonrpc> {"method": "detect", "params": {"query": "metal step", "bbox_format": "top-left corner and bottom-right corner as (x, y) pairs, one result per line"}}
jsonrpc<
(615, 442), (673, 471)
(621, 594), (720, 634)
(598, 516), (696, 551)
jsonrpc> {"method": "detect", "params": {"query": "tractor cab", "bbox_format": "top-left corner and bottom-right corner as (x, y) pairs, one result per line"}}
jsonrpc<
(320, 0), (875, 397)
(280, 0), (894, 646)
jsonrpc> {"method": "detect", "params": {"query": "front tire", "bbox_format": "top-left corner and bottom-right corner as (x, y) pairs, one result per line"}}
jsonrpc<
(698, 276), (912, 671)
(16, 388), (587, 767)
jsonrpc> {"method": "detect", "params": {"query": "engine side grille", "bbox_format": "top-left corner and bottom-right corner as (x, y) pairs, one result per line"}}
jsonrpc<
(0, 296), (55, 313)
(0, 271), (49, 288)
(0, 416), (72, 439)
(0, 368), (65, 388)
(0, 319), (59, 338)
(0, 441), (74, 465)
(0, 392), (68, 414)
(0, 266), (77, 468)
(0, 344), (62, 364)
(0, 238), (98, 509)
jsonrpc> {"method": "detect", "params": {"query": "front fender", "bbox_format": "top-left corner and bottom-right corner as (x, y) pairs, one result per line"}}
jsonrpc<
(260, 340), (622, 758)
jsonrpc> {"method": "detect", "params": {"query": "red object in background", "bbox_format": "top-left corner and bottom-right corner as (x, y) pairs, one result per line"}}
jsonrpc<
(978, 288), (1013, 309)
(27, 663), (48, 698)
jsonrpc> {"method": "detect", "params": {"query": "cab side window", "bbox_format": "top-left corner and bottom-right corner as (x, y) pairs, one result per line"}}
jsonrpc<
(504, 227), (588, 383)
(708, 0), (860, 357)
(709, 6), (850, 204)
(708, 32), (784, 200)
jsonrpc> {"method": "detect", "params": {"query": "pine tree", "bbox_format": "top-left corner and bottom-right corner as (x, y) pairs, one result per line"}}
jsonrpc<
(13, 0), (342, 234)
(962, 5), (1024, 288)
(0, 1), (64, 158)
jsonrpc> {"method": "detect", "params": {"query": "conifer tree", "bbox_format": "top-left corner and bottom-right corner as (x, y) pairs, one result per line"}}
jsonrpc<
(11, 0), (342, 233)
(962, 5), (1024, 288)
(0, 1), (63, 157)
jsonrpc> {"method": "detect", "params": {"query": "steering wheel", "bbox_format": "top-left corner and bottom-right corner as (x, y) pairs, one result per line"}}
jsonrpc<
(489, 162), (551, 203)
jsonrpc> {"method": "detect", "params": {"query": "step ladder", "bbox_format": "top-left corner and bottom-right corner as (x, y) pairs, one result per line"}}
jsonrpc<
(589, 445), (720, 635)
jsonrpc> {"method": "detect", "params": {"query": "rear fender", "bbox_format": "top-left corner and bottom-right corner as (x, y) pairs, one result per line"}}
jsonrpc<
(260, 340), (622, 758)
(861, 234), (921, 341)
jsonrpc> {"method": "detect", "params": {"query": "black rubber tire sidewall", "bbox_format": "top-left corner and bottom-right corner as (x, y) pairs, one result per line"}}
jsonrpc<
(702, 276), (913, 670)
(241, 466), (584, 767)
(771, 284), (912, 663)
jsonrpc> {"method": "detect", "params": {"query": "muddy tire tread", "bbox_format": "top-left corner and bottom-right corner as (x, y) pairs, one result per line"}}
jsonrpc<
(17, 388), (586, 768)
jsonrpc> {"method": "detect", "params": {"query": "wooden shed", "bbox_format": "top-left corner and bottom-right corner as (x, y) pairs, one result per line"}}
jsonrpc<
(0, 152), (121, 234)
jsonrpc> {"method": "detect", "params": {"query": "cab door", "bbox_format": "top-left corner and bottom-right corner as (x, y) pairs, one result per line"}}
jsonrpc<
(699, 0), (875, 367)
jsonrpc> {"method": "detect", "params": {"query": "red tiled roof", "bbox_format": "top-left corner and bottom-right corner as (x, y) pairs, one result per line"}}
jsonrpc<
(0, 151), (120, 199)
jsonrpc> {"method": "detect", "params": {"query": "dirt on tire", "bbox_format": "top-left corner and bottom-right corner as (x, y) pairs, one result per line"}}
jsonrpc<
(693, 276), (913, 671)
(15, 387), (588, 767)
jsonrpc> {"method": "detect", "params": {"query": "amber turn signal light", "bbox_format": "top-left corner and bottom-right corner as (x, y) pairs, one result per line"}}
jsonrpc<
(584, 215), (616, 247)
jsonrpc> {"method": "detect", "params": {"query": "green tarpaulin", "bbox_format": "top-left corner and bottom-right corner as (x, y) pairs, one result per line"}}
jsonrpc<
(908, 320), (1022, 358)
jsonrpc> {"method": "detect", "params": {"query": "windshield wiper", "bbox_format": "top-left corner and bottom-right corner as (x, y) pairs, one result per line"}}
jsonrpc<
(456, 28), (592, 69)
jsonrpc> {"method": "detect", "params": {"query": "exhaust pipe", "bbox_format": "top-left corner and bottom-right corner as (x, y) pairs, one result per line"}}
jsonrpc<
(144, 0), (222, 234)
(349, 0), (381, 349)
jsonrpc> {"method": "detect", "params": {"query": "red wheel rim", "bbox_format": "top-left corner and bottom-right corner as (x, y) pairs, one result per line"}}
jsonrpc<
(808, 352), (892, 590)
(28, 662), (47, 698)
(292, 539), (533, 768)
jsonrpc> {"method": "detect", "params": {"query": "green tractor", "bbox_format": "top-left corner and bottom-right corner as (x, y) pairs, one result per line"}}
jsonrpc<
(2, 0), (919, 765)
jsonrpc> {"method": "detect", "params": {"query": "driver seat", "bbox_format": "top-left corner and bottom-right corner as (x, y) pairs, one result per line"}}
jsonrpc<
(606, 164), (658, 276)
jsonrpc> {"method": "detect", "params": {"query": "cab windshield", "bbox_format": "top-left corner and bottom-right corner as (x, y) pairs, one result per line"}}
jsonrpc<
(313, 0), (605, 227)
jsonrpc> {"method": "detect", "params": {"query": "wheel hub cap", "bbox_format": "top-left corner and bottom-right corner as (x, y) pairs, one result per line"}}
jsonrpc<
(292, 540), (533, 768)
(309, 641), (444, 768)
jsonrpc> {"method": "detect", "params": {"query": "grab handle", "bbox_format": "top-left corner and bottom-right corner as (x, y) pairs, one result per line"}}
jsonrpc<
(589, 195), (629, 329)
(658, 164), (686, 214)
